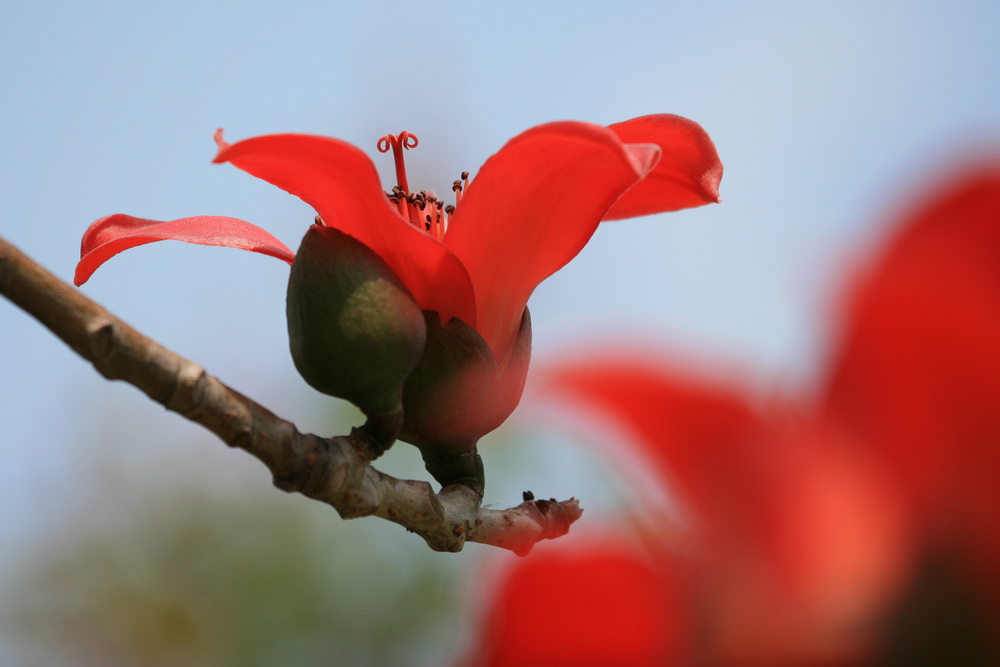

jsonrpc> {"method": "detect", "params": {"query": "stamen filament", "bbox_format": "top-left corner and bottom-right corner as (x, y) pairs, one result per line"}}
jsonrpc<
(376, 132), (468, 242)
(376, 131), (418, 194)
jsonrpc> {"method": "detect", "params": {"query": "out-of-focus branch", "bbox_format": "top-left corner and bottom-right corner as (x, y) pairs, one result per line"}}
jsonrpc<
(0, 236), (581, 555)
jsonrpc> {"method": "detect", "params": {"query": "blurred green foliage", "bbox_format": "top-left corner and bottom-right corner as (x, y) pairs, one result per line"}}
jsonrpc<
(2, 399), (473, 666)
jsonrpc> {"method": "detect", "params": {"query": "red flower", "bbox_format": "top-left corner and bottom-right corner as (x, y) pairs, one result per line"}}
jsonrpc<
(75, 116), (722, 486)
(76, 115), (721, 361)
(465, 161), (1000, 665)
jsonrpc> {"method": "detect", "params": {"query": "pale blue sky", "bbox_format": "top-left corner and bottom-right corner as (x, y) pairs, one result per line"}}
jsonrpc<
(2, 0), (999, 633)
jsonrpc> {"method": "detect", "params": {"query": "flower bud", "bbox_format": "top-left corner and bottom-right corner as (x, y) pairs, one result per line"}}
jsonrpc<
(286, 225), (427, 448)
(400, 309), (532, 491)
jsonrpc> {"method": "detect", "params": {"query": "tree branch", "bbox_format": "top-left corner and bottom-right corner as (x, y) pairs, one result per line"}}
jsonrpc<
(0, 236), (581, 555)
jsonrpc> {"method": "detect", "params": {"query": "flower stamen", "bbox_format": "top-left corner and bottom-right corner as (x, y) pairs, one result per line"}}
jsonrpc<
(378, 133), (470, 241)
(451, 171), (471, 206)
(376, 131), (418, 195)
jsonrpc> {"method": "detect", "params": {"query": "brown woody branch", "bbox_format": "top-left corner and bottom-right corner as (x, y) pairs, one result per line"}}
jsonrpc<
(0, 236), (581, 555)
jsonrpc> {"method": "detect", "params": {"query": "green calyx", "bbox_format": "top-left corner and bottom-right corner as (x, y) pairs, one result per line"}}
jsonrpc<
(400, 309), (532, 492)
(285, 223), (533, 492)
(286, 225), (426, 451)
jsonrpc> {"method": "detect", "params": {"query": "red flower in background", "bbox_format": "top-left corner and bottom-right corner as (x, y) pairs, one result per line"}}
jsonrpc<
(470, 535), (691, 667)
(824, 167), (1000, 600)
(464, 161), (1000, 665)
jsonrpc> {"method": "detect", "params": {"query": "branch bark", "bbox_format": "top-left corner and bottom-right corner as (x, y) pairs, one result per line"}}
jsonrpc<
(0, 236), (581, 555)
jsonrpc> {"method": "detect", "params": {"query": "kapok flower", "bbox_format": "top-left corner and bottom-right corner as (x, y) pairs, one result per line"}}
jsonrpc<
(76, 115), (722, 488)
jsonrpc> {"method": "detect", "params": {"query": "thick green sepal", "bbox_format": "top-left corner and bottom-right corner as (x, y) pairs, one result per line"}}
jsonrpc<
(400, 309), (532, 488)
(286, 225), (426, 449)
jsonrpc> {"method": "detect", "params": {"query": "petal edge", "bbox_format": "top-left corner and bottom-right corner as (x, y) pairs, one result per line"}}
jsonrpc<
(445, 121), (650, 357)
(604, 114), (723, 220)
(75, 214), (295, 285)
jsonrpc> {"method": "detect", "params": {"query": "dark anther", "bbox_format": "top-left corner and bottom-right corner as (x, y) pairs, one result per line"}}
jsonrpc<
(461, 171), (470, 179)
(424, 222), (431, 231)
(445, 205), (455, 215)
(452, 181), (463, 192)
(522, 490), (535, 501)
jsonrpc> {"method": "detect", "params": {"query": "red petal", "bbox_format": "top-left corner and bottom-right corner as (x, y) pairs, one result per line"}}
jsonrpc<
(540, 361), (911, 662)
(542, 357), (763, 518)
(823, 162), (1000, 591)
(213, 132), (477, 326)
(444, 122), (659, 358)
(75, 214), (296, 286)
(603, 114), (723, 220)
(464, 536), (688, 667)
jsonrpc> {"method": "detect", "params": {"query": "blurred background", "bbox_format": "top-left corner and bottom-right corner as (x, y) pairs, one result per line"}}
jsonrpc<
(2, 1), (998, 664)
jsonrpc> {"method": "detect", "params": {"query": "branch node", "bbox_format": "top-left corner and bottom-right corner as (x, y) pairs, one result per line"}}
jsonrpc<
(327, 438), (381, 519)
(168, 362), (208, 416)
(88, 320), (118, 374)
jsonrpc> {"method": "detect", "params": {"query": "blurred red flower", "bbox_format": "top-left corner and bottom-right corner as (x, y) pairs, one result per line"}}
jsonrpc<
(463, 161), (1000, 666)
(469, 535), (690, 667)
